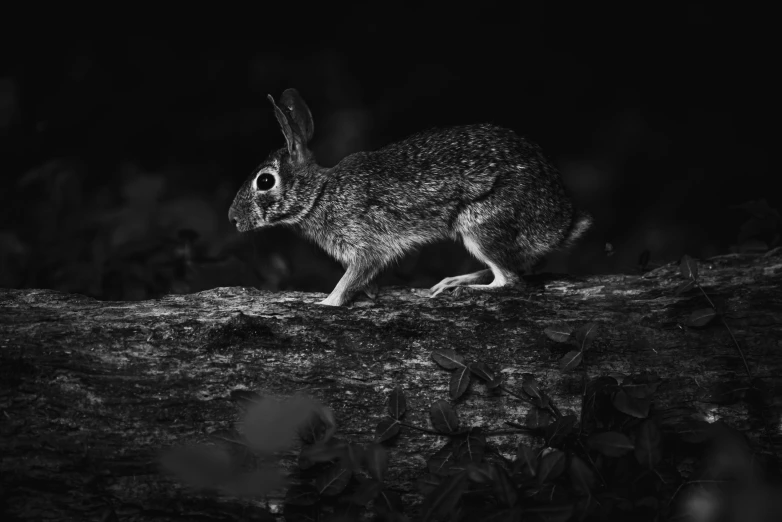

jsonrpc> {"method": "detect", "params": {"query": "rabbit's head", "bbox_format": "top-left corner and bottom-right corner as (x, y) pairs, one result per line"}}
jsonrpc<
(229, 89), (318, 231)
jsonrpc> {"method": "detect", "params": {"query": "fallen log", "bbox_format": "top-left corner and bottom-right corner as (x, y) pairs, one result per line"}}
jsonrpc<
(1, 249), (781, 520)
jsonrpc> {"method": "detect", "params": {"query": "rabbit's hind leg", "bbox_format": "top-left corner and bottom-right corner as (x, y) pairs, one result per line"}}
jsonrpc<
(429, 235), (520, 298)
(430, 269), (493, 297)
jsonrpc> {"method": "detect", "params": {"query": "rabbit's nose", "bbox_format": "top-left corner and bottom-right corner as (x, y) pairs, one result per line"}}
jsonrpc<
(228, 205), (239, 226)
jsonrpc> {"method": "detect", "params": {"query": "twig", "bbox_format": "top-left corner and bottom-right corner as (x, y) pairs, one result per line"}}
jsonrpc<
(696, 283), (752, 380)
(500, 385), (562, 419)
(484, 429), (532, 436)
(579, 351), (588, 436)
(577, 440), (606, 487)
(399, 421), (443, 436)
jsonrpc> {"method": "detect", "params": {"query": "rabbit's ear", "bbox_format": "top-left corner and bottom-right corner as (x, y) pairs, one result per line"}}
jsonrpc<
(279, 88), (314, 143)
(267, 89), (313, 165)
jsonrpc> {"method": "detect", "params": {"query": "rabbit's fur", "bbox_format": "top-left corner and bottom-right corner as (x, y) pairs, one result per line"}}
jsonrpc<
(229, 89), (591, 306)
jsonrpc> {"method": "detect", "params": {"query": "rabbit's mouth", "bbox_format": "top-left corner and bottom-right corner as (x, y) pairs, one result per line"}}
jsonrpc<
(234, 216), (266, 233)
(233, 221), (250, 233)
(228, 210), (254, 233)
(228, 202), (267, 232)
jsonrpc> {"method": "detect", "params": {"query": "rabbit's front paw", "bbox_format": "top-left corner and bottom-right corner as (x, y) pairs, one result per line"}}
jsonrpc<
(318, 296), (342, 306)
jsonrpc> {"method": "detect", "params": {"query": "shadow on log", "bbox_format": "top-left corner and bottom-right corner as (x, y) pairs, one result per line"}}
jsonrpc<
(1, 249), (781, 520)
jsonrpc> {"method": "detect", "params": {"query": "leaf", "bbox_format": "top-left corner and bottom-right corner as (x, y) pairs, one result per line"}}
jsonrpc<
(576, 495), (599, 519)
(466, 462), (494, 483)
(618, 383), (649, 399)
(456, 428), (486, 464)
(229, 389), (262, 406)
(574, 323), (599, 351)
(612, 389), (650, 418)
(428, 443), (458, 475)
(525, 503), (574, 522)
(469, 362), (501, 388)
(569, 455), (595, 495)
(522, 377), (543, 401)
(525, 407), (553, 429)
(299, 440), (346, 467)
(621, 375), (661, 399)
(431, 349), (466, 370)
(418, 473), (442, 495)
(344, 443), (365, 472)
(635, 420), (662, 469)
(680, 255), (698, 280)
(688, 308), (717, 327)
(430, 400), (459, 434)
(303, 397), (336, 445)
(531, 393), (550, 409)
(419, 471), (469, 522)
(297, 446), (316, 471)
(675, 280), (696, 295)
(388, 387), (407, 419)
(375, 417), (401, 442)
(491, 464), (517, 507)
(349, 479), (383, 506)
(537, 449), (566, 484)
(284, 484), (319, 506)
(282, 505), (316, 522)
(677, 420), (711, 443)
(210, 428), (245, 445)
(243, 395), (332, 454)
(514, 444), (537, 478)
(446, 461), (468, 477)
(544, 415), (577, 446)
(223, 468), (288, 497)
(478, 507), (524, 522)
(315, 462), (352, 496)
(699, 381), (747, 405)
(364, 443), (388, 482)
(544, 325), (573, 343)
(375, 490), (404, 517)
(559, 351), (583, 372)
(587, 432), (635, 457)
(297, 411), (331, 445)
(528, 482), (566, 504)
(161, 445), (231, 489)
(635, 496), (659, 510)
(450, 365), (471, 400)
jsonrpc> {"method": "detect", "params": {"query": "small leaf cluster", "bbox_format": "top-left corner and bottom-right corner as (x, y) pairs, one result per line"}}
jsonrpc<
(543, 323), (599, 372)
(285, 435), (405, 522)
(375, 350), (671, 521)
(431, 349), (502, 400)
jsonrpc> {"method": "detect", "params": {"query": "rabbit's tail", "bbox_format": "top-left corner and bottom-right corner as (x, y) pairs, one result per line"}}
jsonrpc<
(560, 210), (592, 249)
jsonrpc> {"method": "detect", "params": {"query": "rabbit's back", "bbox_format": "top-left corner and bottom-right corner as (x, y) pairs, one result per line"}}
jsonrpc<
(335, 123), (565, 205)
(301, 124), (572, 264)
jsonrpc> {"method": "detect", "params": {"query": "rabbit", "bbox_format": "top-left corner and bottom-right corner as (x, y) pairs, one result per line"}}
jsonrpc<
(228, 88), (591, 306)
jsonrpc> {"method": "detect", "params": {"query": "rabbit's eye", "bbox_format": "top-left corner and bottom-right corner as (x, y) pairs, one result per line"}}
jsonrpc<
(256, 173), (275, 191)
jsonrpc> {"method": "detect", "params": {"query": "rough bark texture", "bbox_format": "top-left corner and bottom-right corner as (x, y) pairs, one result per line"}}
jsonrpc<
(1, 249), (781, 521)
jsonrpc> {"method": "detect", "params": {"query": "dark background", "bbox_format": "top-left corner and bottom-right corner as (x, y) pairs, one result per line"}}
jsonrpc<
(0, 7), (778, 301)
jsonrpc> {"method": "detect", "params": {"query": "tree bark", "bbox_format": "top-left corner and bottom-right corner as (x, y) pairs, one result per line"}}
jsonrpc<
(1, 249), (781, 521)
